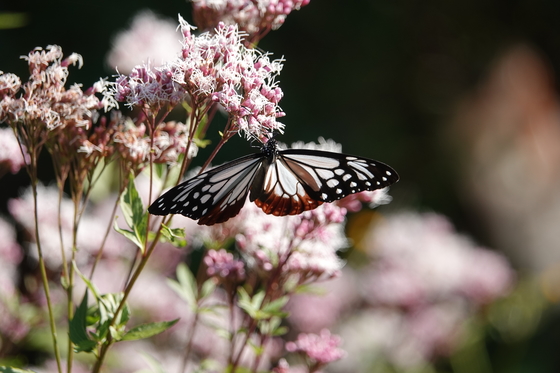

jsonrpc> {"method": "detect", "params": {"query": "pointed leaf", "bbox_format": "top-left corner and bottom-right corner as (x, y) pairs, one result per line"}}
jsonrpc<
(159, 224), (187, 247)
(69, 291), (97, 353)
(168, 263), (197, 307)
(121, 319), (179, 341)
(114, 219), (143, 251)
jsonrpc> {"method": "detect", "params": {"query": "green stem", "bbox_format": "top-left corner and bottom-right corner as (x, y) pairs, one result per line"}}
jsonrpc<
(32, 175), (63, 373)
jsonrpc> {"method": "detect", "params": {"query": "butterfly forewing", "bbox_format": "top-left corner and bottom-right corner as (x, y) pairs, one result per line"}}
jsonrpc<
(279, 149), (399, 202)
(148, 154), (264, 224)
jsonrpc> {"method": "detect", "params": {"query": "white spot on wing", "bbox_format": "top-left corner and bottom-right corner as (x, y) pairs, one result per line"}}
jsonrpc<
(327, 179), (339, 187)
(316, 169), (335, 180)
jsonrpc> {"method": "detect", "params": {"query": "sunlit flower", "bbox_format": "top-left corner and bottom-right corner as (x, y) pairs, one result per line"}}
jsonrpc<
(175, 17), (285, 141)
(192, 0), (311, 45)
(0, 45), (104, 132)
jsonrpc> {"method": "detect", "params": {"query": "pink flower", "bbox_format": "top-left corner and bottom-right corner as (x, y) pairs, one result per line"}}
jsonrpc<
(106, 11), (182, 74)
(362, 212), (514, 307)
(204, 248), (246, 282)
(286, 329), (346, 365)
(175, 17), (285, 141)
(192, 0), (311, 45)
(0, 127), (28, 175)
(0, 45), (105, 131)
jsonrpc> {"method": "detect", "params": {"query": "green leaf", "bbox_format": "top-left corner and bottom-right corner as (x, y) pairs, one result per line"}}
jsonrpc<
(121, 319), (179, 341)
(261, 296), (289, 316)
(167, 263), (197, 308)
(113, 219), (143, 250)
(159, 224), (187, 247)
(119, 173), (147, 250)
(153, 163), (165, 179)
(0, 368), (37, 373)
(272, 326), (288, 336)
(200, 278), (217, 300)
(69, 291), (97, 353)
(237, 289), (266, 319)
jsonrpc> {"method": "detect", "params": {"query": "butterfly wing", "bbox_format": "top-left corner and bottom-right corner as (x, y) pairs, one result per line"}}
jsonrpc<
(148, 154), (264, 225)
(251, 150), (399, 212)
(249, 154), (324, 216)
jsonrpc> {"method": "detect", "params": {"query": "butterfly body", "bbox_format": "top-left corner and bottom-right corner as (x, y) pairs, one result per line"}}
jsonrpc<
(149, 139), (399, 225)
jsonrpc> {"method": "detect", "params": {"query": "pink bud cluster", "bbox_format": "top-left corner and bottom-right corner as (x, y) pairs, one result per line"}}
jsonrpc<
(0, 46), (105, 132)
(192, 0), (311, 44)
(204, 248), (246, 283)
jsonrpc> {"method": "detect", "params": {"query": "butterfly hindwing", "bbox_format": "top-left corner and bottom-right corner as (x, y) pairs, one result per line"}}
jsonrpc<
(148, 154), (264, 225)
(249, 156), (323, 216)
(278, 149), (399, 203)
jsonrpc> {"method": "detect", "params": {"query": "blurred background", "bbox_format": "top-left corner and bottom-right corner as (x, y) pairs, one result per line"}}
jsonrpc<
(2, 0), (560, 372)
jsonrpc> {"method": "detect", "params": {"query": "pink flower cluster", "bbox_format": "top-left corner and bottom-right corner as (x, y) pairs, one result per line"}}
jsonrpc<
(113, 17), (286, 142)
(286, 329), (346, 365)
(114, 62), (184, 112)
(0, 45), (107, 131)
(204, 248), (246, 283)
(176, 17), (286, 141)
(192, 0), (311, 44)
(363, 212), (514, 307)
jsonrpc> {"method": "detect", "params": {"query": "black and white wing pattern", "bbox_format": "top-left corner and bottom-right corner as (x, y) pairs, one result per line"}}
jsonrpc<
(148, 153), (265, 225)
(249, 148), (399, 216)
(149, 139), (399, 225)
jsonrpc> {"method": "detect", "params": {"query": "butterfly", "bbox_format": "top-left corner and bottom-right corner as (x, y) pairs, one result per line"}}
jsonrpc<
(148, 139), (399, 225)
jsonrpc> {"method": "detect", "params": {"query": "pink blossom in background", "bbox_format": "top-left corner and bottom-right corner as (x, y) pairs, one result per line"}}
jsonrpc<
(287, 268), (359, 333)
(0, 127), (28, 175)
(204, 248), (246, 282)
(362, 211), (514, 306)
(8, 184), (127, 269)
(106, 11), (182, 74)
(0, 217), (23, 298)
(286, 329), (346, 365)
